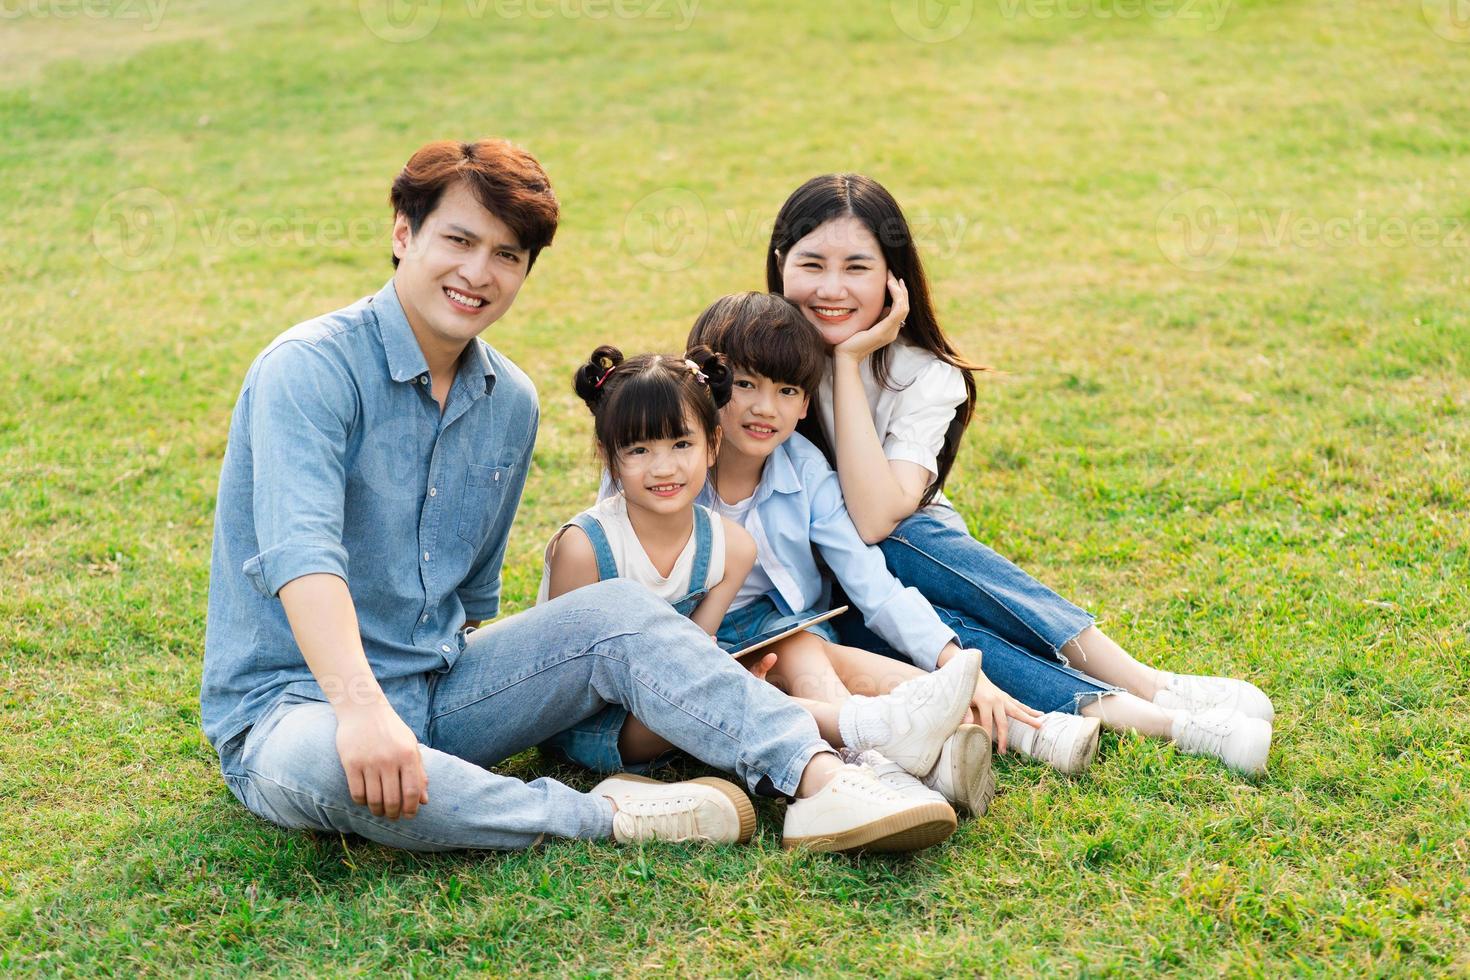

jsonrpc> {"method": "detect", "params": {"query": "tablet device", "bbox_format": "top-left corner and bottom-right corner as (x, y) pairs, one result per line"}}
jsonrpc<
(725, 606), (848, 657)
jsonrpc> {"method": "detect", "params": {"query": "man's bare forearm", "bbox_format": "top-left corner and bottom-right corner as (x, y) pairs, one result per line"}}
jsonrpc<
(278, 573), (387, 711)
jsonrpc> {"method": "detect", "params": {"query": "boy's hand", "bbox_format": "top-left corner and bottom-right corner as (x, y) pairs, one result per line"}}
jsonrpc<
(744, 651), (779, 683)
(335, 702), (429, 820)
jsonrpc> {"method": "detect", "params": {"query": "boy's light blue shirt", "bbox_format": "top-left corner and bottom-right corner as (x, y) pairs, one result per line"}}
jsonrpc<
(200, 280), (538, 778)
(697, 432), (957, 670)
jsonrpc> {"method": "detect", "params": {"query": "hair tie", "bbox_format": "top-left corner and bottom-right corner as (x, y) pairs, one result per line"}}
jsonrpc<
(684, 358), (709, 385)
(592, 355), (617, 388)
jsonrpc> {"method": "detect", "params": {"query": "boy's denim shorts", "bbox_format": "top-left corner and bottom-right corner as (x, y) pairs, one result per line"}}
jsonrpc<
(540, 595), (837, 774)
(715, 595), (839, 652)
(539, 702), (678, 775)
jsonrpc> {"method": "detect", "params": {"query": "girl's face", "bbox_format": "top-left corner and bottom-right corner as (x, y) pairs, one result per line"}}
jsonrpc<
(611, 408), (718, 521)
(779, 215), (890, 348)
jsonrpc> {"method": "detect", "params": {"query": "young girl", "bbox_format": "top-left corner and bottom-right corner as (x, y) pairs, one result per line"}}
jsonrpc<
(761, 174), (1275, 775)
(539, 344), (991, 849)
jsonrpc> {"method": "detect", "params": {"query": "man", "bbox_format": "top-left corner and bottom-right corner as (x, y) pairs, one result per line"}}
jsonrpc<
(200, 138), (976, 852)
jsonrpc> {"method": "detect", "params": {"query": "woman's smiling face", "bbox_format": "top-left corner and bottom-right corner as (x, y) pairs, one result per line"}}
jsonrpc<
(778, 215), (890, 347)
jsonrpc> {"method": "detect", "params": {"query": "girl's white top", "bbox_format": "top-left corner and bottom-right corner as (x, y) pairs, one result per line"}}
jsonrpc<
(536, 493), (726, 605)
(815, 340), (969, 530)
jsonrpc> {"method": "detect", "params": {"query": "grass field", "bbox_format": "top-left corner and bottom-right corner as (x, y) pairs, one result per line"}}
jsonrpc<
(2, 0), (1469, 973)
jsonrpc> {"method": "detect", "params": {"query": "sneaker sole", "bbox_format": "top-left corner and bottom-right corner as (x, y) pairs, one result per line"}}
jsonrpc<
(947, 725), (995, 816)
(782, 801), (958, 854)
(1059, 716), (1102, 775)
(611, 774), (757, 844)
(891, 652), (984, 778)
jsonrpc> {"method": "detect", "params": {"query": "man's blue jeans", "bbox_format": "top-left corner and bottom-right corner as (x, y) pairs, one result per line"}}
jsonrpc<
(228, 579), (827, 851)
(835, 510), (1116, 714)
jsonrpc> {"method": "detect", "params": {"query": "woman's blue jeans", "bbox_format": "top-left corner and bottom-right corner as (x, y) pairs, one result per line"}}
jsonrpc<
(834, 509), (1117, 714)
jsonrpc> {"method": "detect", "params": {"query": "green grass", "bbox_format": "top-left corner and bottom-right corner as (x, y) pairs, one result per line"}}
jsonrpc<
(3, 0), (1469, 973)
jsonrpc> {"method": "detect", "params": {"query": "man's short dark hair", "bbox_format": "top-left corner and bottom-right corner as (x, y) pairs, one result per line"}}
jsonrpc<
(390, 138), (559, 270)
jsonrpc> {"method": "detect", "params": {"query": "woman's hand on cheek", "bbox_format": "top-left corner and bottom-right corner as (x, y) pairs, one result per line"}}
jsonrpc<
(833, 274), (909, 363)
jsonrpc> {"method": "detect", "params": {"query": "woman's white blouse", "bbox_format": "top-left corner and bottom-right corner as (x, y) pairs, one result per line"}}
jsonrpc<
(815, 341), (970, 531)
(815, 341), (967, 479)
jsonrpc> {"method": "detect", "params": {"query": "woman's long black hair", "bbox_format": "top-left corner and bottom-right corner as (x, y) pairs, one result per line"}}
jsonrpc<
(766, 173), (983, 507)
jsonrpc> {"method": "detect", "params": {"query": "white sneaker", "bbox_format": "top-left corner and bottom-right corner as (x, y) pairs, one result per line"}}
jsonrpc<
(921, 724), (995, 817)
(593, 774), (755, 845)
(782, 764), (958, 853)
(843, 648), (982, 778)
(838, 748), (947, 804)
(1154, 672), (1275, 723)
(1171, 709), (1272, 776)
(1005, 712), (1100, 775)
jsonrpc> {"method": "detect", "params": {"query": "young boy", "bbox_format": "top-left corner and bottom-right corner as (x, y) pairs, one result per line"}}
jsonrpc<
(687, 292), (1119, 796)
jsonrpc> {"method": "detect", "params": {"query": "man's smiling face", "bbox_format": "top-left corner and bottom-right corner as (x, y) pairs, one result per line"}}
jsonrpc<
(391, 179), (531, 355)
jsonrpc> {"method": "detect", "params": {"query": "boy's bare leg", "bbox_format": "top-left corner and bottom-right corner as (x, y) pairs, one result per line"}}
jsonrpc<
(822, 641), (927, 696)
(617, 716), (677, 763)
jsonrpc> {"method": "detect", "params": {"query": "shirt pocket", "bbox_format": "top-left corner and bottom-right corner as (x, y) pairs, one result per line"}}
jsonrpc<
(455, 462), (512, 544)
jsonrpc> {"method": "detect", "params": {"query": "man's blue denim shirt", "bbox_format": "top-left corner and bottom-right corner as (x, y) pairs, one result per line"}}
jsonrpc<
(201, 280), (538, 780)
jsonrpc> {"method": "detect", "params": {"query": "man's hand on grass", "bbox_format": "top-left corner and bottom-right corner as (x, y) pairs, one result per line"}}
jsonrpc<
(335, 702), (429, 820)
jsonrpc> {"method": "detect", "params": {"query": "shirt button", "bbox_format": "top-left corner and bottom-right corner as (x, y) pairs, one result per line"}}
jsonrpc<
(428, 487), (437, 497)
(493, 472), (500, 482)
(440, 644), (452, 653)
(421, 614), (429, 623)
(419, 375), (429, 385)
(423, 551), (430, 561)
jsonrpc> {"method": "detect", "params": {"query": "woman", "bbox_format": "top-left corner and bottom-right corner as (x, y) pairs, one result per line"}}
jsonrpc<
(761, 174), (1275, 775)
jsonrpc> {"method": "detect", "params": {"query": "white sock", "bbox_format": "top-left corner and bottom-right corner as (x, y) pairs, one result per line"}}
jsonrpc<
(838, 696), (893, 751)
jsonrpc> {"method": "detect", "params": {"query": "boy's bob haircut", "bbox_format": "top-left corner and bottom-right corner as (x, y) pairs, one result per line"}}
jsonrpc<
(389, 138), (559, 270)
(685, 292), (825, 395)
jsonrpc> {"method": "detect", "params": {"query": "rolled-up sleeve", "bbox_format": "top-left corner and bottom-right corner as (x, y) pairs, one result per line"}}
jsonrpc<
(241, 341), (357, 597)
(804, 460), (956, 670)
(882, 359), (967, 479)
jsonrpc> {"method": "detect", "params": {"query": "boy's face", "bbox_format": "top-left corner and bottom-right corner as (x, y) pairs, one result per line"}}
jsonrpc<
(718, 368), (809, 461)
(391, 179), (532, 355)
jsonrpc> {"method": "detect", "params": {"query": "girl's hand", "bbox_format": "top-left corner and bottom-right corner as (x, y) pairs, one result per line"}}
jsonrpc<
(833, 273), (908, 363)
(970, 672), (1043, 754)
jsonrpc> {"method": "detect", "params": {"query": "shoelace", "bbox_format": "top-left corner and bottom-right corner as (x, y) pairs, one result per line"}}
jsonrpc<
(836, 767), (906, 803)
(1175, 713), (1239, 757)
(613, 796), (700, 840)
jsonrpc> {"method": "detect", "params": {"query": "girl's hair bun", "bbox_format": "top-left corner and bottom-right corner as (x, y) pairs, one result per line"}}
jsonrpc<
(685, 344), (732, 409)
(573, 344), (625, 411)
